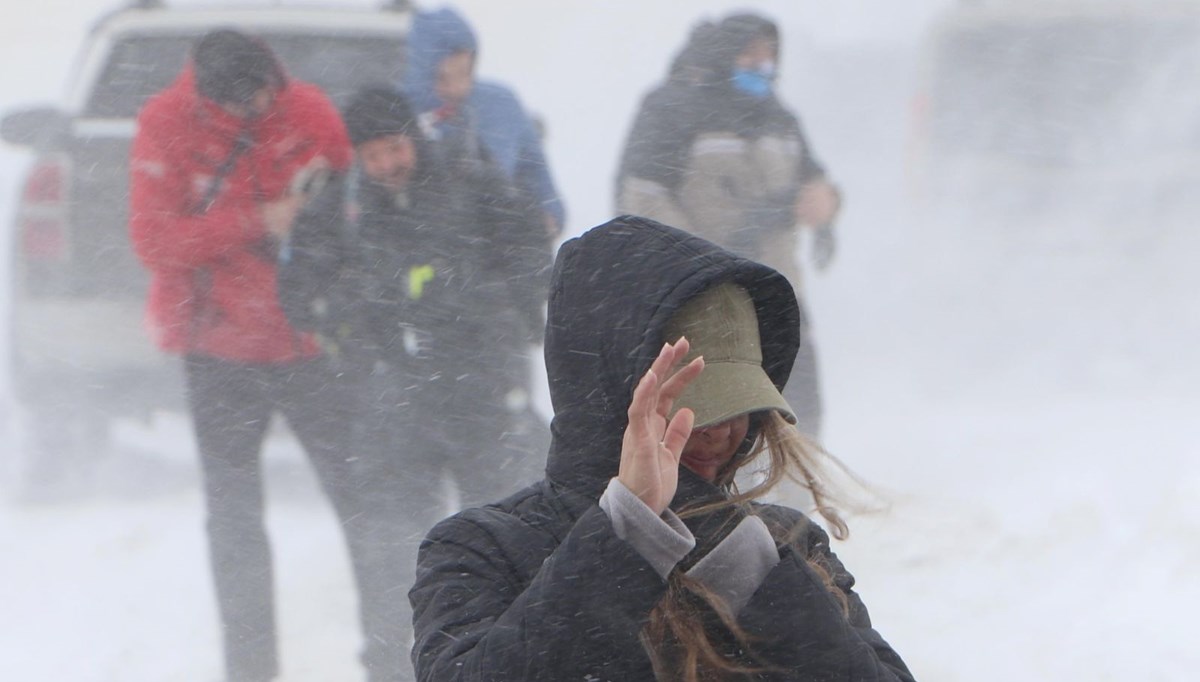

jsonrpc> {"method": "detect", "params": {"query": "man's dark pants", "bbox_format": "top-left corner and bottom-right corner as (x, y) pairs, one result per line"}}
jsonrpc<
(185, 354), (379, 682)
(342, 330), (549, 675)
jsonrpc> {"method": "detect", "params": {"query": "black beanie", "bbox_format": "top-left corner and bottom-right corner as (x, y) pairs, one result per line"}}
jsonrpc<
(193, 29), (283, 105)
(343, 87), (419, 146)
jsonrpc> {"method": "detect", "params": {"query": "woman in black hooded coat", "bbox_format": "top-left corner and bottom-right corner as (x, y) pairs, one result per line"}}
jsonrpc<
(409, 215), (914, 681)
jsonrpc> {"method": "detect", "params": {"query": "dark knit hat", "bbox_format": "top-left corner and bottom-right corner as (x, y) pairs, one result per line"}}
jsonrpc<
(193, 29), (283, 105)
(343, 86), (419, 146)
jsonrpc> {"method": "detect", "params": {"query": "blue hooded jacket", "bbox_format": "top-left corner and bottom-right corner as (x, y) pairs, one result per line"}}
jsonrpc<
(403, 7), (565, 230)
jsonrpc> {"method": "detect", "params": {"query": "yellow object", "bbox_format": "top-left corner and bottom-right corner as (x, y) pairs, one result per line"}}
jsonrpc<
(408, 264), (435, 300)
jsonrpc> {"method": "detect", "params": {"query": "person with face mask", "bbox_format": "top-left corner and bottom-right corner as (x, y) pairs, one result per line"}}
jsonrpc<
(409, 215), (914, 682)
(616, 12), (840, 440)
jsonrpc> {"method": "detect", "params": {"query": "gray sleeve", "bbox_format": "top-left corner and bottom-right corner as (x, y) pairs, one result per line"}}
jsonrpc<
(599, 478), (696, 580)
(685, 515), (780, 615)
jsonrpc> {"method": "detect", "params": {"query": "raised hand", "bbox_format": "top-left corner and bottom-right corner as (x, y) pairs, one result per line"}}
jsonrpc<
(618, 338), (705, 515)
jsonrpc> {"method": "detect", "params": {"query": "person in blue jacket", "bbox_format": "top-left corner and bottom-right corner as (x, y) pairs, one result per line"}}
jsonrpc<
(403, 5), (565, 237)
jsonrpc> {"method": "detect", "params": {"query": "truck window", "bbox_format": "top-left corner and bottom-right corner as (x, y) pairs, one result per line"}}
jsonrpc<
(85, 32), (405, 118)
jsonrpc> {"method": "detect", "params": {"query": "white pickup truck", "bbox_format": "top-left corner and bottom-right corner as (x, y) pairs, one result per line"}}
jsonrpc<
(1, 0), (410, 499)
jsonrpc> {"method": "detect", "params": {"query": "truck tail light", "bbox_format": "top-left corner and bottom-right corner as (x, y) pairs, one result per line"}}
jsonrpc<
(17, 155), (72, 261)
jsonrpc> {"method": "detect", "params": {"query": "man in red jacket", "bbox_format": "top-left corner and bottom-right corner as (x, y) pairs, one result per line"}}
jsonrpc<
(130, 30), (391, 681)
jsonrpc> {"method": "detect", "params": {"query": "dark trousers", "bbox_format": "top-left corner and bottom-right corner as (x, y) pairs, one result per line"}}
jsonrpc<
(402, 336), (547, 509)
(341, 335), (549, 677)
(185, 355), (387, 682)
(357, 328), (547, 511)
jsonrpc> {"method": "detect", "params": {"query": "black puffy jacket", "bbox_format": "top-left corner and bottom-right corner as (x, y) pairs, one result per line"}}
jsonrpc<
(409, 216), (914, 681)
(279, 151), (550, 366)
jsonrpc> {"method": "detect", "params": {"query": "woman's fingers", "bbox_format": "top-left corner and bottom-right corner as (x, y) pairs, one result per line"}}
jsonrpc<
(626, 366), (659, 442)
(645, 337), (694, 415)
(647, 340), (680, 385)
(659, 356), (704, 412)
(629, 338), (701, 437)
(620, 341), (696, 514)
(661, 407), (694, 461)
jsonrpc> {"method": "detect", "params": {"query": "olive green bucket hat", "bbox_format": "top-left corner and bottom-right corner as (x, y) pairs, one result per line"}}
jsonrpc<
(664, 281), (796, 428)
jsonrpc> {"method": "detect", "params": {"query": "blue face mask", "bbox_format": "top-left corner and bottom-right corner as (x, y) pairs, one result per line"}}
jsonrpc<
(731, 65), (775, 98)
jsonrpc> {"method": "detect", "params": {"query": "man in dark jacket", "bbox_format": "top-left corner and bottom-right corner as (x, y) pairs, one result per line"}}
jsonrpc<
(280, 86), (552, 677)
(409, 216), (913, 681)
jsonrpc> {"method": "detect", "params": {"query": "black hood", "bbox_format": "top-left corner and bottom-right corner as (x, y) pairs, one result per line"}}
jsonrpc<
(543, 215), (800, 499)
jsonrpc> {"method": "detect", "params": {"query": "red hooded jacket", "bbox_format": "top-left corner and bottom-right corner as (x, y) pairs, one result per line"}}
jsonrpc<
(130, 67), (352, 363)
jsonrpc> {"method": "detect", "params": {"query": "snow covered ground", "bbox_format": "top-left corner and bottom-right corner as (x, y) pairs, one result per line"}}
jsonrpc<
(3, 1), (1198, 680)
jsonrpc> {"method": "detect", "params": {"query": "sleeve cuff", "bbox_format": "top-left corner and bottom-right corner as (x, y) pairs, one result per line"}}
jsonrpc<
(599, 478), (696, 580)
(685, 515), (780, 616)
